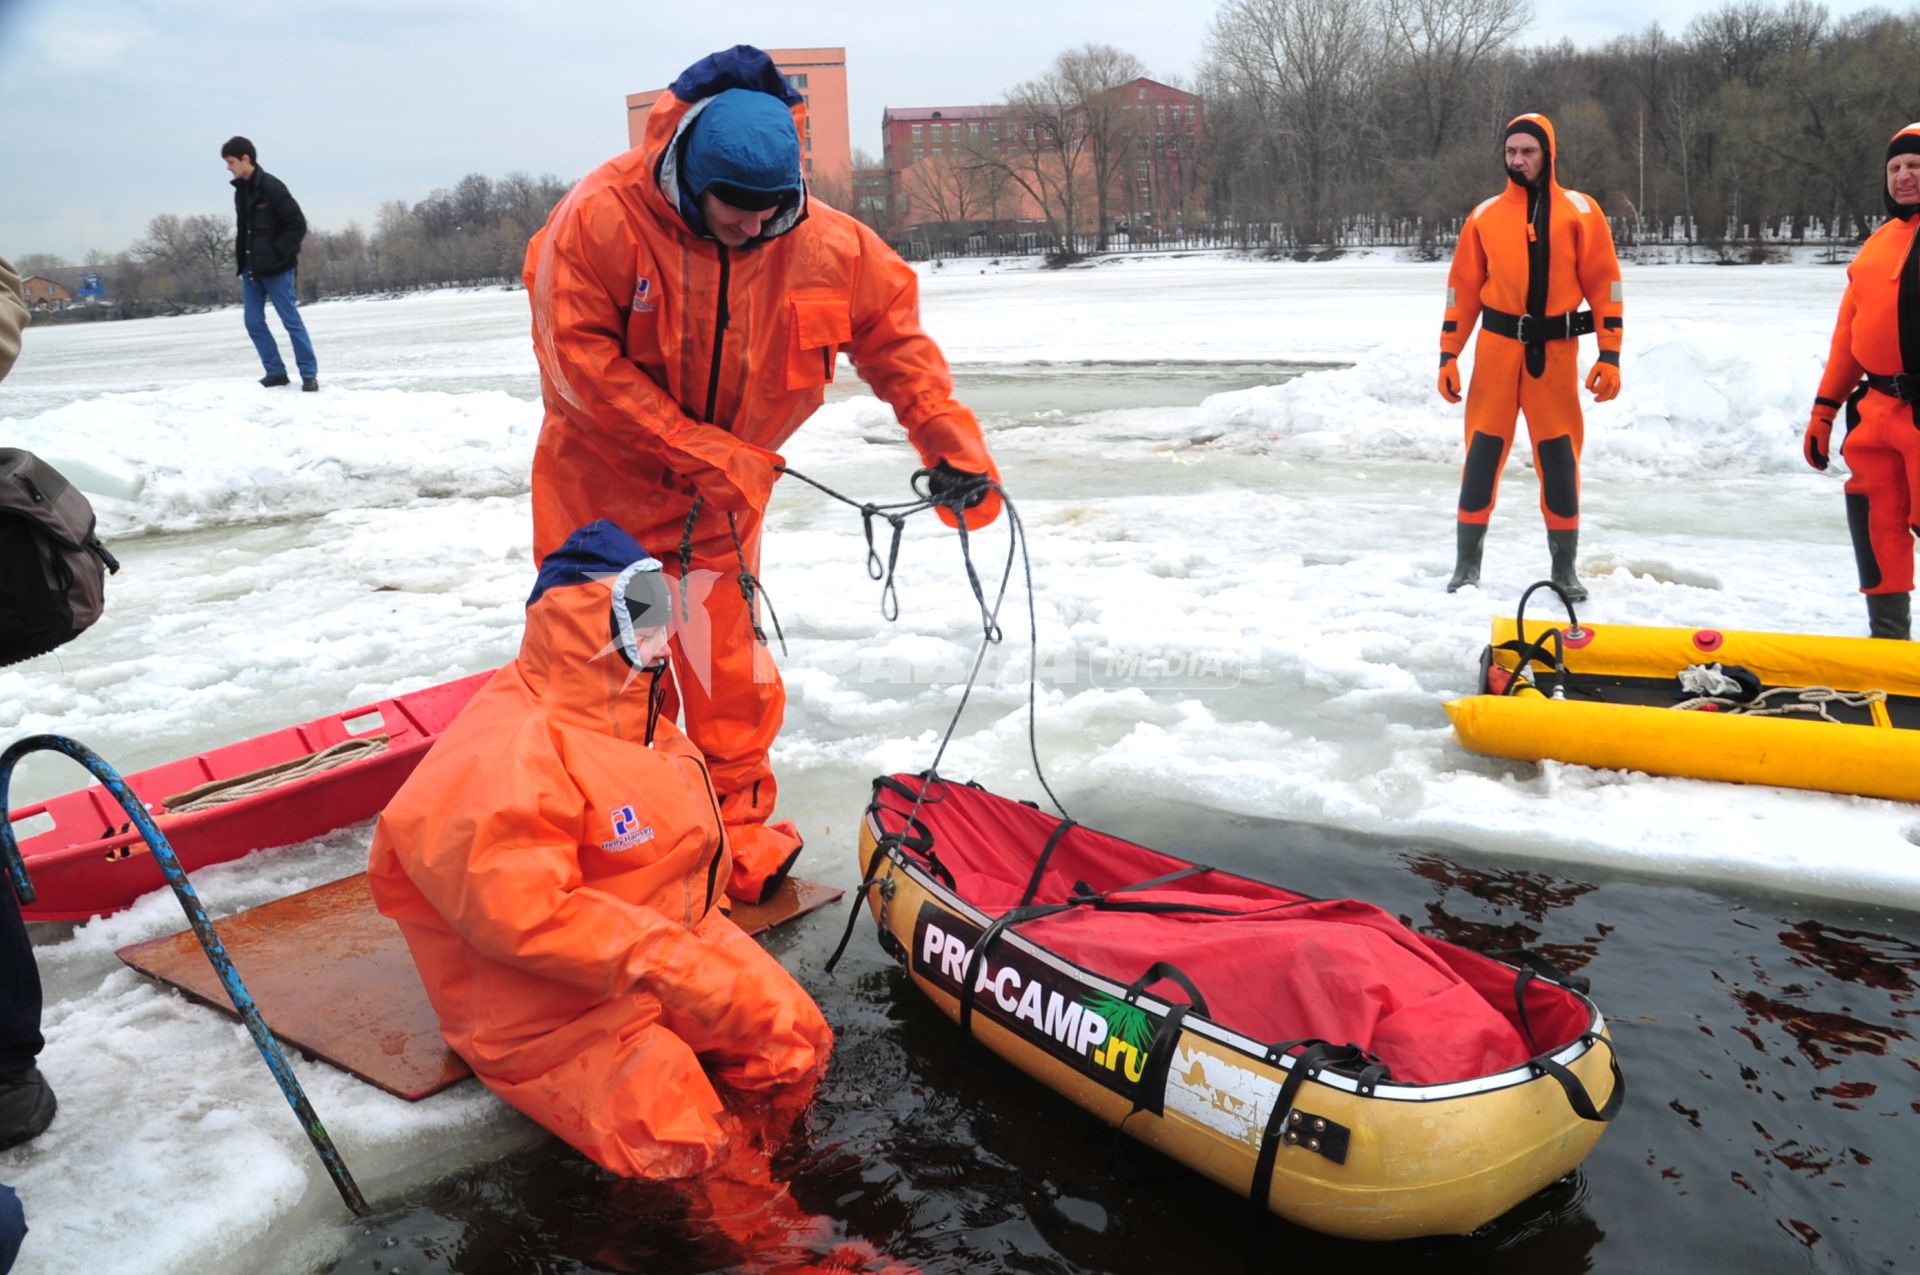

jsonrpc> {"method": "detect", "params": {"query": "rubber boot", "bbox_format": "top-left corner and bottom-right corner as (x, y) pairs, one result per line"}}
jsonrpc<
(1547, 530), (1588, 603)
(1446, 522), (1487, 593)
(0, 1067), (56, 1151)
(1866, 592), (1911, 640)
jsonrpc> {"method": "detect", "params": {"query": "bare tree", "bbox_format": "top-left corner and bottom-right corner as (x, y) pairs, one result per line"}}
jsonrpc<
(13, 252), (69, 275)
(994, 68), (1095, 254)
(898, 151), (994, 237)
(1207, 0), (1380, 245)
(1381, 0), (1532, 166)
(1056, 43), (1149, 248)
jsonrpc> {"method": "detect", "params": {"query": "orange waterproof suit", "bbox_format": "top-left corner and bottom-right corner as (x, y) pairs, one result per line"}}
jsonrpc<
(368, 520), (832, 1180)
(524, 47), (1000, 903)
(1440, 114), (1624, 532)
(1806, 123), (1920, 601)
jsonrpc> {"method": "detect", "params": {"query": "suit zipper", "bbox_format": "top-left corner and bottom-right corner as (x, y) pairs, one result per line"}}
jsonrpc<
(680, 753), (728, 914)
(703, 244), (731, 424)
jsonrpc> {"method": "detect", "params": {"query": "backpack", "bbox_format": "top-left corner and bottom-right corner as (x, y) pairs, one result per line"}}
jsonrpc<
(0, 448), (120, 667)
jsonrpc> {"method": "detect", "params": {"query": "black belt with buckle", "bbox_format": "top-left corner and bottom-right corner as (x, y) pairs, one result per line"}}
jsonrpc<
(1481, 306), (1596, 344)
(1867, 371), (1916, 402)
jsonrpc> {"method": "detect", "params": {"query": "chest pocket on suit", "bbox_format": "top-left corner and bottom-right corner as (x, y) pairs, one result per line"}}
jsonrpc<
(785, 290), (852, 390)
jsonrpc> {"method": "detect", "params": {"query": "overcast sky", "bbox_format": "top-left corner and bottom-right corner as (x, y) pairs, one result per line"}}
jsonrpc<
(0, 0), (1901, 261)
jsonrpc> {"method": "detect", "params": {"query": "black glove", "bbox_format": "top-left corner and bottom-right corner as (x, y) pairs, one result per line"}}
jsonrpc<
(924, 461), (989, 510)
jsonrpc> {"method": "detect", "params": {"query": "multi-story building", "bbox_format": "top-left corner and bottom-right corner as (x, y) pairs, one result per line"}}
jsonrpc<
(1117, 78), (1205, 233)
(876, 79), (1204, 237)
(625, 48), (852, 200)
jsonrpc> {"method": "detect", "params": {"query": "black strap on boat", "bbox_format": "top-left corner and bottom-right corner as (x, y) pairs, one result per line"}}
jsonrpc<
(953, 902), (1077, 1049)
(823, 830), (906, 976)
(1121, 962), (1210, 1018)
(1099, 864), (1213, 896)
(826, 777), (961, 976)
(1248, 1041), (1356, 1218)
(1480, 305), (1596, 344)
(1533, 1032), (1625, 1123)
(1500, 949), (1591, 996)
(1514, 969), (1541, 1053)
(866, 775), (952, 886)
(1016, 818), (1077, 909)
(1122, 963), (1209, 1120)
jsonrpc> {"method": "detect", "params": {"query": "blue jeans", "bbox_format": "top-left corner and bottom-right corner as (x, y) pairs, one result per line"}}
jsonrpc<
(242, 268), (317, 380)
(0, 1183), (22, 1274)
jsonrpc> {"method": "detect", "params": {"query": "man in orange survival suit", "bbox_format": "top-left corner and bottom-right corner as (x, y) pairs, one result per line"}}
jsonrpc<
(369, 520), (833, 1182)
(1438, 113), (1624, 601)
(1803, 123), (1920, 640)
(525, 45), (1002, 905)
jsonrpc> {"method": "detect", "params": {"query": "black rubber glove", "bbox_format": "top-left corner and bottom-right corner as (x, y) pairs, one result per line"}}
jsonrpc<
(924, 461), (990, 510)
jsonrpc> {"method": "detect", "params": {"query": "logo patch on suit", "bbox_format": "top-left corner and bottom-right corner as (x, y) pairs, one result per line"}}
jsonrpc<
(601, 804), (657, 852)
(632, 276), (657, 313)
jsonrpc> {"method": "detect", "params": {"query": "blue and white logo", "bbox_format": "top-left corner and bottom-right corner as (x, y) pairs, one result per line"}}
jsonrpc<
(601, 804), (656, 852)
(632, 276), (656, 313)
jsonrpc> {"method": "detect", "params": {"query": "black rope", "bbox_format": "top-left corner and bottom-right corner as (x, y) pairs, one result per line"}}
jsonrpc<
(776, 464), (934, 624)
(677, 498), (702, 624)
(781, 464), (1075, 983)
(726, 510), (786, 656)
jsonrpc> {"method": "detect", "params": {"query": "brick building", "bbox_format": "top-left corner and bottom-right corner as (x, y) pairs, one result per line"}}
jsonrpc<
(626, 48), (853, 200)
(876, 79), (1204, 236)
(19, 276), (73, 312)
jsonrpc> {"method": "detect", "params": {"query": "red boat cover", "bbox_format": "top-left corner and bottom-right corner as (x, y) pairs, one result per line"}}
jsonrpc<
(873, 776), (1593, 1085)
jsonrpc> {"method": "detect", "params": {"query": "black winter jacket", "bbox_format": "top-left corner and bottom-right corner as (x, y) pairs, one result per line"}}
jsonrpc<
(231, 168), (306, 279)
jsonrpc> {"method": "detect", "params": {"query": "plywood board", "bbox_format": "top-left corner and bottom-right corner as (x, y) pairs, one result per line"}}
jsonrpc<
(117, 873), (844, 1100)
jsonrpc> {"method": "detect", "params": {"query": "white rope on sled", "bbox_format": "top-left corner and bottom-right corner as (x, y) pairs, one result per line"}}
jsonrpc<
(163, 735), (390, 813)
(1673, 686), (1886, 723)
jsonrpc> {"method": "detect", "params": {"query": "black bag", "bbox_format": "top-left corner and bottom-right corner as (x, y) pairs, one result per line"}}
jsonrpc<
(0, 448), (119, 667)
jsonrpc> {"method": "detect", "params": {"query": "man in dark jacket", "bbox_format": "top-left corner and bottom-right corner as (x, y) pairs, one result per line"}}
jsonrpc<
(1, 251), (50, 1273)
(222, 136), (319, 391)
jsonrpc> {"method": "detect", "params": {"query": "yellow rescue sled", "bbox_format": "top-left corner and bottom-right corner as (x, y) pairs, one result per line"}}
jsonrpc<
(1447, 600), (1920, 801)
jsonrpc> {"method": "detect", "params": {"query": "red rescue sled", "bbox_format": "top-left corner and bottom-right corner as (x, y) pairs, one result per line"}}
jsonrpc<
(7, 671), (491, 920)
(855, 774), (1624, 1239)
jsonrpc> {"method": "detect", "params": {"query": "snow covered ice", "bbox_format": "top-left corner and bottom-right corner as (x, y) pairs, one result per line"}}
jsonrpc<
(0, 251), (1905, 1271)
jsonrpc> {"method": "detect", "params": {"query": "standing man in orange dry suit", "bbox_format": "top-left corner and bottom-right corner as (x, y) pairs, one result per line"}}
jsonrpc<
(1803, 123), (1920, 640)
(369, 520), (833, 1184)
(525, 46), (1002, 905)
(1438, 113), (1624, 601)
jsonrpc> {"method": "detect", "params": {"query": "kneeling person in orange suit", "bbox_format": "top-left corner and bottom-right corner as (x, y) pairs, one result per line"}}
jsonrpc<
(1802, 122), (1920, 640)
(369, 520), (832, 1182)
(1438, 113), (1624, 602)
(525, 45), (1002, 906)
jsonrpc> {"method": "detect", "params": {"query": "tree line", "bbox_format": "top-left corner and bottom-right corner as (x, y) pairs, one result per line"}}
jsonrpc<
(1200, 0), (1920, 251)
(865, 0), (1919, 259)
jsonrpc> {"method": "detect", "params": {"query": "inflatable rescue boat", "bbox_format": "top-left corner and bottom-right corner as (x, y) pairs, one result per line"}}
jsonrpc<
(850, 774), (1622, 1241)
(1447, 614), (1920, 801)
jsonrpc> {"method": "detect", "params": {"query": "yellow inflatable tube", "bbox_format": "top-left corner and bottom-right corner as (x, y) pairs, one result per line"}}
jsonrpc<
(1446, 618), (1920, 802)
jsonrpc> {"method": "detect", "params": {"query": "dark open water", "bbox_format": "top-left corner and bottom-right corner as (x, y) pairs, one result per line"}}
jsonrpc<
(318, 794), (1920, 1274)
